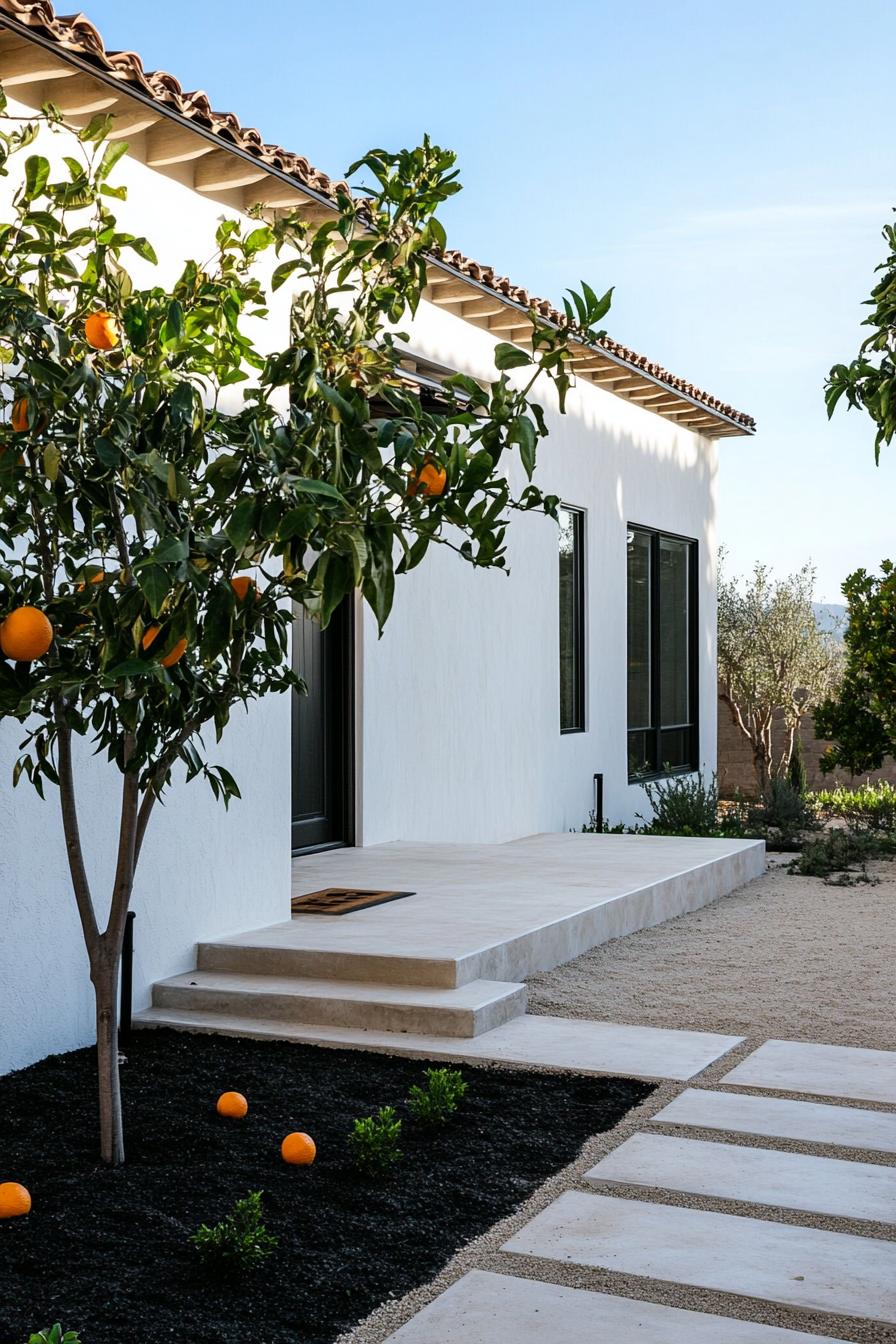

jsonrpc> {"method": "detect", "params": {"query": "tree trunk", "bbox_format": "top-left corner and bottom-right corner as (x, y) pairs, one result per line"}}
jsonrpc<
(92, 945), (125, 1166)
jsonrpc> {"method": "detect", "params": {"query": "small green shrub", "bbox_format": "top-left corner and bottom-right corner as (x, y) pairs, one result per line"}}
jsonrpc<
(349, 1106), (403, 1174)
(579, 811), (626, 834)
(787, 734), (808, 796)
(28, 1330), (81, 1344)
(408, 1067), (468, 1126)
(787, 829), (887, 882)
(749, 777), (820, 847)
(637, 771), (721, 837)
(813, 780), (896, 833)
(190, 1190), (277, 1274)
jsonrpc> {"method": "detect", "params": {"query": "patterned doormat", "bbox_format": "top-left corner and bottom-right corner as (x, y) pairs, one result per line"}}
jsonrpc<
(291, 887), (416, 916)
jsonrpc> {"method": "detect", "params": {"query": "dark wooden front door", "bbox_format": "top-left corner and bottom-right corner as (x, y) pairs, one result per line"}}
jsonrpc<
(291, 600), (354, 853)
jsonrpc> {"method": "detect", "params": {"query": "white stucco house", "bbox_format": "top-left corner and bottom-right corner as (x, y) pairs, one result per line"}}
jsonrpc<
(0, 1), (755, 1077)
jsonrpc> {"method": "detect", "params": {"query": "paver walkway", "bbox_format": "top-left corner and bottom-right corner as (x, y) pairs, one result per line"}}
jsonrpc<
(382, 1036), (896, 1342)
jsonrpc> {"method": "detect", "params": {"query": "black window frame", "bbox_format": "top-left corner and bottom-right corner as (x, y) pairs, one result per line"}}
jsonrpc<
(626, 524), (699, 781)
(559, 504), (586, 735)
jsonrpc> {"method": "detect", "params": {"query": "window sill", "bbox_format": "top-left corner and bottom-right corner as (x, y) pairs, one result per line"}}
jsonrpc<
(627, 764), (698, 785)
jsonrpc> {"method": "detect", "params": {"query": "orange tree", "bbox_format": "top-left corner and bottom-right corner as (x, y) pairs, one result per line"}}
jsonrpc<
(0, 89), (611, 1164)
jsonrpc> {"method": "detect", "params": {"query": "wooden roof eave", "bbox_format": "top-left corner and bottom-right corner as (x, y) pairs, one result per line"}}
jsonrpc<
(423, 256), (752, 439)
(0, 15), (753, 440)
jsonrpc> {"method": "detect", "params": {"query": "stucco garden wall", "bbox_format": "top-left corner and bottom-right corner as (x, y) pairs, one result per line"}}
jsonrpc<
(717, 698), (896, 798)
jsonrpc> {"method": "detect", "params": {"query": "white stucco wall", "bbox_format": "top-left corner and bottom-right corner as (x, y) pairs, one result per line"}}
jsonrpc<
(358, 300), (719, 841)
(0, 92), (723, 1077)
(0, 102), (293, 1076)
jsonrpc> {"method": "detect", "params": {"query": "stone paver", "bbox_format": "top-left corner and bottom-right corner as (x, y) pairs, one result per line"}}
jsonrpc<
(721, 1039), (896, 1105)
(384, 1270), (852, 1343)
(585, 1131), (896, 1223)
(651, 1087), (896, 1153)
(137, 1007), (742, 1081)
(502, 1191), (896, 1323)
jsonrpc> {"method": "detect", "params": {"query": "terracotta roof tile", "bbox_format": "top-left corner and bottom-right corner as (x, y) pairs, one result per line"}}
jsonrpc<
(434, 249), (754, 429)
(0, 0), (755, 433)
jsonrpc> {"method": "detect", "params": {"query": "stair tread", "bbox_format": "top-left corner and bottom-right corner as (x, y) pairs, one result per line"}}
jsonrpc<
(155, 969), (524, 1007)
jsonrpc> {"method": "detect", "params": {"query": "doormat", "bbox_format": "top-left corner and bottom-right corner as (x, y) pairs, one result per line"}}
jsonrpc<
(291, 887), (416, 916)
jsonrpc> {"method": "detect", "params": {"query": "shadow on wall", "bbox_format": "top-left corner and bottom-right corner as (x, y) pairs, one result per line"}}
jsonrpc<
(717, 695), (896, 797)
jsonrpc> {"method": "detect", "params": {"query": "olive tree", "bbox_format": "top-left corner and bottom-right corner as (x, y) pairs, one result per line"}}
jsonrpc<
(0, 92), (612, 1164)
(718, 557), (842, 791)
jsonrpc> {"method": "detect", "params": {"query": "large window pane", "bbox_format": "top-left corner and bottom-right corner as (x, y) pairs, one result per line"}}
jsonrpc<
(559, 506), (585, 732)
(627, 530), (652, 730)
(659, 537), (690, 727)
(626, 525), (697, 779)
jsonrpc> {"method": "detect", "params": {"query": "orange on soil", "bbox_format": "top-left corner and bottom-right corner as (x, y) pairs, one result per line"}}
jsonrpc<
(0, 1182), (31, 1219)
(407, 459), (447, 499)
(0, 606), (54, 661)
(84, 311), (120, 351)
(11, 397), (29, 433)
(216, 1091), (249, 1119)
(230, 575), (256, 602)
(142, 625), (187, 668)
(281, 1132), (316, 1166)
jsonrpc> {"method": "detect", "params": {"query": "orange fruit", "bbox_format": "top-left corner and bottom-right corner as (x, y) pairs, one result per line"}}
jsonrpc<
(142, 626), (187, 668)
(0, 606), (54, 661)
(281, 1132), (316, 1166)
(160, 638), (187, 668)
(230, 575), (255, 602)
(76, 571), (106, 592)
(11, 397), (29, 433)
(216, 1091), (248, 1119)
(0, 1182), (31, 1219)
(408, 459), (447, 498)
(84, 311), (120, 351)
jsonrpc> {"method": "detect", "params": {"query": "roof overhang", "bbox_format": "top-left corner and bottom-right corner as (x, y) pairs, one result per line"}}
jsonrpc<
(0, 3), (755, 439)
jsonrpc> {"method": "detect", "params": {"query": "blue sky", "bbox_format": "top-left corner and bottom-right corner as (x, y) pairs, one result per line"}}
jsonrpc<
(84, 0), (895, 600)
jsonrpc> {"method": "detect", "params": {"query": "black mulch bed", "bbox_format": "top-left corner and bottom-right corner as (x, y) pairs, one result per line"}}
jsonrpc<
(0, 1029), (652, 1344)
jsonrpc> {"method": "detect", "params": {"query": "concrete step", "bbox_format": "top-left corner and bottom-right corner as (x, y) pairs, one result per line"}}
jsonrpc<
(150, 969), (526, 1038)
(197, 938), (462, 988)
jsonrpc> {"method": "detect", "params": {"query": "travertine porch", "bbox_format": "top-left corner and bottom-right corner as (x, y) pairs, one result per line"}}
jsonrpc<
(137, 834), (764, 1079)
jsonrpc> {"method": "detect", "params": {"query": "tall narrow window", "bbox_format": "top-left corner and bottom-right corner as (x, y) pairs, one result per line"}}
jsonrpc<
(559, 505), (585, 733)
(626, 526), (698, 778)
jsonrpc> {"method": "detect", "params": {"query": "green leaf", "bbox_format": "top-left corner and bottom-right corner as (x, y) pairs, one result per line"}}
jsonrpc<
(200, 582), (234, 661)
(79, 112), (114, 143)
(137, 564), (170, 618)
(23, 155), (50, 201)
(316, 379), (357, 425)
(128, 236), (158, 264)
(244, 225), (274, 256)
(152, 535), (189, 564)
(94, 436), (121, 470)
(510, 415), (537, 478)
(493, 342), (531, 371)
(225, 496), (258, 553)
(106, 658), (154, 680)
(271, 258), (303, 291)
(293, 477), (346, 504)
(43, 444), (62, 482)
(161, 299), (185, 347)
(97, 139), (129, 182)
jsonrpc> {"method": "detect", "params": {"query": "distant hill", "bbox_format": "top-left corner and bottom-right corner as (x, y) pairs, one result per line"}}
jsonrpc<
(814, 602), (847, 637)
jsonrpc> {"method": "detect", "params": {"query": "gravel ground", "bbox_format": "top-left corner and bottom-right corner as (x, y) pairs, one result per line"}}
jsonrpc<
(340, 860), (896, 1344)
(528, 858), (896, 1049)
